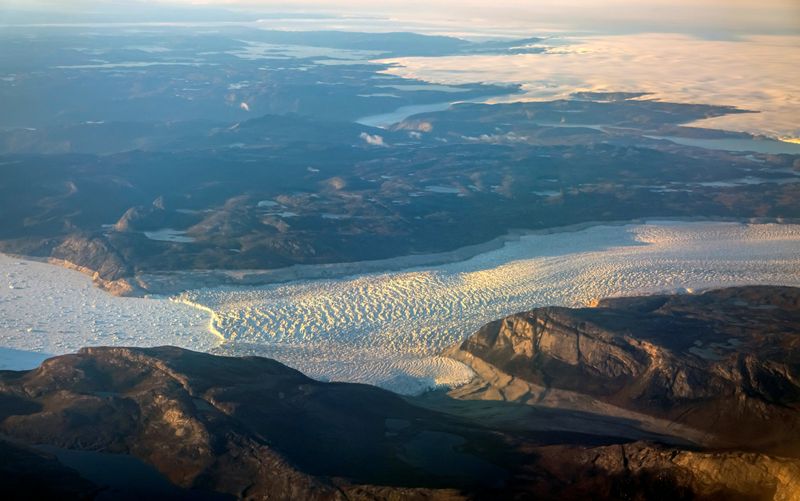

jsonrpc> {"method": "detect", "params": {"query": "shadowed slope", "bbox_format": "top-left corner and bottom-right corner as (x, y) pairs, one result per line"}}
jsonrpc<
(448, 286), (800, 457)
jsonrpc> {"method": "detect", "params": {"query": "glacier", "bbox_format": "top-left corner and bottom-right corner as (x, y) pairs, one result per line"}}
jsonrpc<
(2, 221), (800, 394)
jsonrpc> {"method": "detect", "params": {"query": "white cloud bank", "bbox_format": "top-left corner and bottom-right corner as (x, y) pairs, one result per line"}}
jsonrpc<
(380, 33), (800, 141)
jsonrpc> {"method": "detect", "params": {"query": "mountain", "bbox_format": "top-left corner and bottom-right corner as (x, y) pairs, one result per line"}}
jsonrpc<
(446, 286), (800, 457)
(1, 95), (797, 296)
(0, 346), (503, 499)
(1, 287), (799, 499)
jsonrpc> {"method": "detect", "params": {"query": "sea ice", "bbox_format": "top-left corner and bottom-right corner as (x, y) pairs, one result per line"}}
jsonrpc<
(0, 255), (218, 361)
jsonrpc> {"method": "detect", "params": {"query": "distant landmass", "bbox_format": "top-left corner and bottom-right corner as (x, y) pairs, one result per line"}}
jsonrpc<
(2, 96), (798, 296)
(0, 27), (797, 294)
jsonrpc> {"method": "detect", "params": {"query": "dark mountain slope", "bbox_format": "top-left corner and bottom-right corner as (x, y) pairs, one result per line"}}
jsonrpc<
(2, 288), (800, 499)
(447, 286), (800, 457)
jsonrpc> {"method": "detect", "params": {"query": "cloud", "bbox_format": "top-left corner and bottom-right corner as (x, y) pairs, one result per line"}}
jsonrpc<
(379, 33), (800, 140)
(415, 122), (433, 133)
(360, 132), (387, 147)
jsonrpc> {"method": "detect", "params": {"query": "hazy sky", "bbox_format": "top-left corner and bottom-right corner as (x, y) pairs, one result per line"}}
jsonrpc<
(5, 0), (799, 35)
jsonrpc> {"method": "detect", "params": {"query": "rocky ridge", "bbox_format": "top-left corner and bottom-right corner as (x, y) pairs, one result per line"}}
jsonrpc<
(446, 286), (800, 457)
(1, 287), (799, 499)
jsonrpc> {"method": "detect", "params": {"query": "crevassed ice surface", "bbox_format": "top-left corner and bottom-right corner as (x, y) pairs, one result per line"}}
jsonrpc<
(2, 222), (800, 393)
(178, 222), (800, 394)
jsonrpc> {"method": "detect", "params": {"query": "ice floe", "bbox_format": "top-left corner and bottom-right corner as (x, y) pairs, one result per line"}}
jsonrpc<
(0, 255), (218, 360)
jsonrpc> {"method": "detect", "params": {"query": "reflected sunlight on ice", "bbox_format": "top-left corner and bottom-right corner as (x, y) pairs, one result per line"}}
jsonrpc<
(180, 222), (800, 394)
(2, 222), (799, 394)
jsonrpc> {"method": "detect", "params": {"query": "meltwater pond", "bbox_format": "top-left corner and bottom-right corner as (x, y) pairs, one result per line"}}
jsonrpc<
(177, 221), (800, 394)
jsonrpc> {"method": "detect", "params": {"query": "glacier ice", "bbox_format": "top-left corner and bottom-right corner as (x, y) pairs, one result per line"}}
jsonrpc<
(2, 221), (800, 395)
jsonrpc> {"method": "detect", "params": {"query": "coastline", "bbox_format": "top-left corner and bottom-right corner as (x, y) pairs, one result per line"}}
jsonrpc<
(355, 92), (515, 128)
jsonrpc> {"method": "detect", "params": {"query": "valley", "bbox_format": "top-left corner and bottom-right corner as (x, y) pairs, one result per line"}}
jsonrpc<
(3, 221), (799, 394)
(1, 12), (798, 499)
(2, 285), (799, 499)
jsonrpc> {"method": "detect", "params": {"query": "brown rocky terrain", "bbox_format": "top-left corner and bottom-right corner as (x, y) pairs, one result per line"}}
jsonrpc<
(0, 346), (506, 499)
(447, 286), (800, 457)
(1, 287), (799, 499)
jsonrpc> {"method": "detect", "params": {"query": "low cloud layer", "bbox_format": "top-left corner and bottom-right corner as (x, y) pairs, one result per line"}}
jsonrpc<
(380, 34), (800, 140)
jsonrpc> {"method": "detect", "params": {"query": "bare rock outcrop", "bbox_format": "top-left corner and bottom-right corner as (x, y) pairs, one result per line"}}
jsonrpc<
(49, 234), (141, 296)
(0, 347), (500, 499)
(447, 286), (800, 457)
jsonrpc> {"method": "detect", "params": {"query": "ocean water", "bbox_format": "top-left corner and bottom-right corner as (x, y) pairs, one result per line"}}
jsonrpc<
(645, 136), (800, 155)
